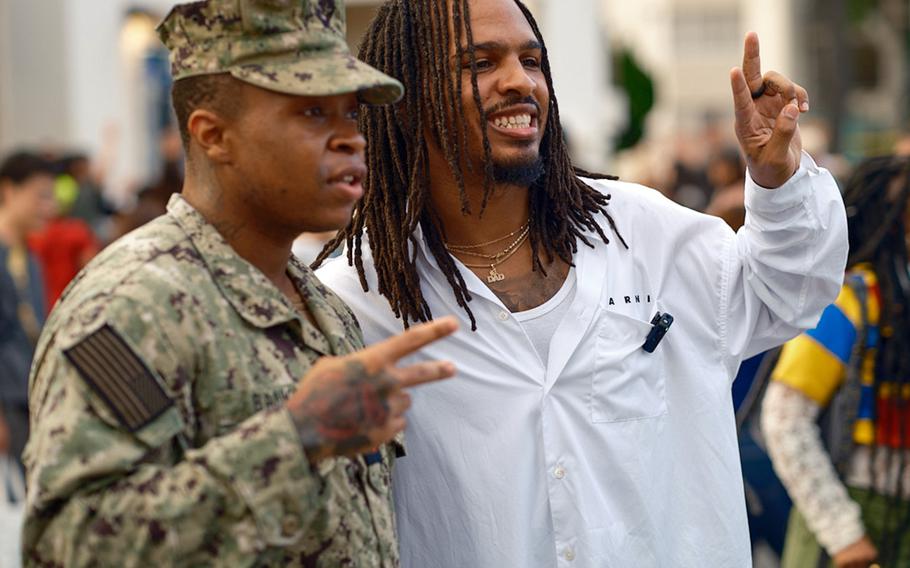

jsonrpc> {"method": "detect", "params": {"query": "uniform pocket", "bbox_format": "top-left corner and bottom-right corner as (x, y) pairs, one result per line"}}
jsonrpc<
(210, 383), (296, 436)
(591, 310), (668, 423)
(211, 390), (250, 436)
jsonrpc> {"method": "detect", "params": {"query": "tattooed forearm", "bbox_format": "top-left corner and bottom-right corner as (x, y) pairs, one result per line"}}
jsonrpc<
(288, 360), (395, 463)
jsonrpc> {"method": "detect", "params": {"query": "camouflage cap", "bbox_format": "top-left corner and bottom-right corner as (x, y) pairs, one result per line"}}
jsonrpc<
(157, 0), (403, 105)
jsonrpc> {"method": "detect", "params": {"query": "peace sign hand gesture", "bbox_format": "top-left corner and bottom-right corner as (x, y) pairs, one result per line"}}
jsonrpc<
(730, 32), (810, 189)
(286, 317), (459, 463)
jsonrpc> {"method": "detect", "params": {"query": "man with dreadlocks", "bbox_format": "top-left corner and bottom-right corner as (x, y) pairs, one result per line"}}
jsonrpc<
(763, 156), (910, 568)
(316, 0), (848, 565)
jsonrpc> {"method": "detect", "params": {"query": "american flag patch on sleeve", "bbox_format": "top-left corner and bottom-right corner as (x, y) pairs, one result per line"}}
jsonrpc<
(64, 324), (174, 432)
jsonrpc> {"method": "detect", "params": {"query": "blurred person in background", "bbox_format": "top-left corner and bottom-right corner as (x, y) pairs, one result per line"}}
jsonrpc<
(112, 126), (184, 238)
(895, 130), (910, 157)
(666, 132), (713, 211)
(58, 153), (116, 242)
(705, 147), (747, 230)
(28, 170), (101, 309)
(0, 151), (57, 471)
(800, 119), (851, 182)
(612, 140), (673, 197)
(763, 155), (910, 568)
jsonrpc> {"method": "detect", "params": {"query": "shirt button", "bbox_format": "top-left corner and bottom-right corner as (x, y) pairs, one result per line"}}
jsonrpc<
(554, 466), (566, 479)
(564, 547), (576, 561)
(497, 310), (509, 321)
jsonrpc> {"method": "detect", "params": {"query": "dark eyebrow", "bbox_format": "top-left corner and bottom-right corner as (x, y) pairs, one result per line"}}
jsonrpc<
(458, 40), (543, 54)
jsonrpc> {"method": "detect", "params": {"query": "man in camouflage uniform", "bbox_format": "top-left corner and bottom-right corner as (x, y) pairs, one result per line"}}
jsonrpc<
(22, 0), (458, 566)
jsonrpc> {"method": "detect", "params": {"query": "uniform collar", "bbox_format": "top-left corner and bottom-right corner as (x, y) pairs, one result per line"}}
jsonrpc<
(166, 194), (338, 355)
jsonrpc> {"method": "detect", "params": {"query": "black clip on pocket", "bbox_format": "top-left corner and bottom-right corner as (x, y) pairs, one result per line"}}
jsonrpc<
(642, 312), (674, 353)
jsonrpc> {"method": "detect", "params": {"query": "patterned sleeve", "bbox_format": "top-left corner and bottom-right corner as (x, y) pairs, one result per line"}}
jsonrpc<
(761, 381), (866, 555)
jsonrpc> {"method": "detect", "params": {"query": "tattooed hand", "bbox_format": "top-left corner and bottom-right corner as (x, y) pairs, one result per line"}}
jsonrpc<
(286, 317), (459, 462)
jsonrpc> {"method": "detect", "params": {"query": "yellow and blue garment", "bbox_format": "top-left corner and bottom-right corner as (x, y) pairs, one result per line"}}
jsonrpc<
(771, 265), (880, 446)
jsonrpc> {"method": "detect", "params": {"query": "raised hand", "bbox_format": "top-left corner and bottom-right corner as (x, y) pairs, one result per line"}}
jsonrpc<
(286, 317), (459, 462)
(730, 32), (809, 189)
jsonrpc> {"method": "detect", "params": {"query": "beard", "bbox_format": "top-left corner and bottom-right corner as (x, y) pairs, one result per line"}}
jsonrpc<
(491, 154), (546, 187)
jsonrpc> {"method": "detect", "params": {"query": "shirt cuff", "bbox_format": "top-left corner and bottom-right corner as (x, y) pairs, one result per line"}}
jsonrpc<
(200, 406), (327, 547)
(745, 151), (819, 214)
(818, 506), (867, 557)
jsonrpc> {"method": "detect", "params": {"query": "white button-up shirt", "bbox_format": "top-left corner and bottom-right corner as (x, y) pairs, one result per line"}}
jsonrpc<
(316, 152), (847, 567)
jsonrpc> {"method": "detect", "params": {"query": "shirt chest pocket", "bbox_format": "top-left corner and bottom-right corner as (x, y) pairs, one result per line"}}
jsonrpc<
(210, 383), (297, 437)
(591, 310), (668, 423)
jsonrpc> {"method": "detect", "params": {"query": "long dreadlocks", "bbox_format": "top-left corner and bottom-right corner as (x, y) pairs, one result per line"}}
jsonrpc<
(313, 0), (626, 330)
(838, 155), (910, 565)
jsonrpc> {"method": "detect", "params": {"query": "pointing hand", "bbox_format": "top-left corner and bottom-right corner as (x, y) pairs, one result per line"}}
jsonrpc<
(730, 32), (809, 189)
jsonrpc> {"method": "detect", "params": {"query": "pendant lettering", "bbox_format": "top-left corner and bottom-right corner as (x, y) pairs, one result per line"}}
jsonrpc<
(487, 266), (506, 283)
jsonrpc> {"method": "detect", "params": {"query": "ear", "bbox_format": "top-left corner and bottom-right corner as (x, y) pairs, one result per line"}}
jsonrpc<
(187, 109), (233, 164)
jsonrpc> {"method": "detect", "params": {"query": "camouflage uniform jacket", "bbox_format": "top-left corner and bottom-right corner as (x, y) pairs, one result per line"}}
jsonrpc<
(23, 194), (401, 567)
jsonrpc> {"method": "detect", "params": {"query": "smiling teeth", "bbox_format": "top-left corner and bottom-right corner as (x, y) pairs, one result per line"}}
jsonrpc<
(341, 175), (355, 183)
(493, 114), (532, 129)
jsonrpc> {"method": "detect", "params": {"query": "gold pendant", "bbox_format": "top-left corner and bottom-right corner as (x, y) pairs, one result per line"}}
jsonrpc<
(487, 265), (505, 283)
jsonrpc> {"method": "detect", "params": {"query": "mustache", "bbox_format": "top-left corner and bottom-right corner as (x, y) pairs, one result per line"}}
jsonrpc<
(483, 96), (541, 117)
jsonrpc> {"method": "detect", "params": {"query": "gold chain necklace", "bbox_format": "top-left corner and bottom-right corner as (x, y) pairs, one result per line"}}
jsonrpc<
(446, 224), (530, 261)
(445, 221), (530, 251)
(451, 230), (530, 283)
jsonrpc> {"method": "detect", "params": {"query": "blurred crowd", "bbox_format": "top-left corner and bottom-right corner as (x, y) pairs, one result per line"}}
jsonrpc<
(0, 133), (183, 470)
(615, 118), (910, 232)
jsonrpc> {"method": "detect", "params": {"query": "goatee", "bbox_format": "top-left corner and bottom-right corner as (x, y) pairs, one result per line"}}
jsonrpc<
(492, 156), (546, 187)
